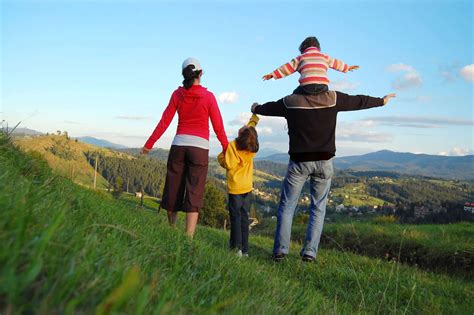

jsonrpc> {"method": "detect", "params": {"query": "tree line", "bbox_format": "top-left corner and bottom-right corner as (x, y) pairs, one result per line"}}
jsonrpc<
(85, 152), (167, 197)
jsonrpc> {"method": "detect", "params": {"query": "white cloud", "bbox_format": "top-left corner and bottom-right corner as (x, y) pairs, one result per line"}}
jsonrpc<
(330, 80), (360, 92)
(229, 112), (251, 126)
(438, 147), (474, 156)
(386, 63), (416, 72)
(337, 121), (393, 143)
(438, 63), (459, 82)
(392, 72), (422, 90)
(386, 63), (422, 90)
(361, 115), (474, 128)
(257, 127), (273, 136)
(218, 91), (239, 104)
(460, 64), (474, 83)
(440, 70), (454, 82)
(228, 112), (286, 139)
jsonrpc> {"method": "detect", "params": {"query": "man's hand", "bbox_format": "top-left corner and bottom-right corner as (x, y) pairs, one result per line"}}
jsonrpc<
(251, 102), (259, 113)
(262, 74), (273, 81)
(348, 65), (359, 71)
(140, 147), (150, 155)
(383, 93), (396, 105)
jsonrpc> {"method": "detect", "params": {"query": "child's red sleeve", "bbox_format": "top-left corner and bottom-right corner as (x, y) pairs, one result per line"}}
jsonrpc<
(328, 55), (349, 73)
(272, 56), (300, 79)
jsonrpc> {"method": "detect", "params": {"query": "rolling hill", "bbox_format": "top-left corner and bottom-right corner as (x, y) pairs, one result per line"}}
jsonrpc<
(257, 150), (474, 180)
(13, 134), (132, 189)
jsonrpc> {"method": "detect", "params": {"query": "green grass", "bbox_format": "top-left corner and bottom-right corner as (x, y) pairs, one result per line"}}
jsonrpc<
(1, 135), (474, 314)
(330, 182), (390, 207)
(13, 134), (125, 189)
(255, 218), (474, 279)
(116, 192), (161, 211)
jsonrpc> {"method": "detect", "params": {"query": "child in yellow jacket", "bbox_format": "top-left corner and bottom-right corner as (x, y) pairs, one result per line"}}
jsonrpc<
(218, 114), (259, 256)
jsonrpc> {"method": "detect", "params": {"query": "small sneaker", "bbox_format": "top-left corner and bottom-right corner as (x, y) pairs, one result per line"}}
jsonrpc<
(301, 254), (316, 263)
(272, 253), (286, 262)
(236, 250), (243, 257)
(242, 252), (249, 258)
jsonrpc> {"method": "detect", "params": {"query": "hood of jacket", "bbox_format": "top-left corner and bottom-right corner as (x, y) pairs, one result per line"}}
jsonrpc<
(176, 85), (209, 99)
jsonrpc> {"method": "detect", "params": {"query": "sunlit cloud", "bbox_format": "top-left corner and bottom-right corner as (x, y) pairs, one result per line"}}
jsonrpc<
(386, 63), (422, 90)
(438, 63), (459, 82)
(228, 112), (286, 138)
(330, 80), (360, 92)
(337, 121), (393, 143)
(386, 63), (416, 72)
(460, 64), (474, 83)
(360, 115), (474, 128)
(218, 91), (239, 104)
(438, 147), (474, 156)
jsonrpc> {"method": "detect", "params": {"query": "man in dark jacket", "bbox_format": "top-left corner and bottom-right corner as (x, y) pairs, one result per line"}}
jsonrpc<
(251, 91), (396, 262)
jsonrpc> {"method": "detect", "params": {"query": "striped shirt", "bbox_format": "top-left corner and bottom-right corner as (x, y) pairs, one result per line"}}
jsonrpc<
(271, 47), (349, 86)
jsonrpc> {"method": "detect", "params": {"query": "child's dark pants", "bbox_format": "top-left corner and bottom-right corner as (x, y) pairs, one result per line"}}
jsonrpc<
(293, 84), (328, 95)
(228, 193), (251, 254)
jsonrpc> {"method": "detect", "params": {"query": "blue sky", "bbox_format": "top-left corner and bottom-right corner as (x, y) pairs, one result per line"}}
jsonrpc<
(1, 0), (473, 156)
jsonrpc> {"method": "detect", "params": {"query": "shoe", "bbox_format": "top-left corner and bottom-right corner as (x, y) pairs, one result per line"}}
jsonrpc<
(236, 250), (243, 257)
(302, 254), (316, 263)
(272, 253), (286, 262)
(242, 253), (249, 258)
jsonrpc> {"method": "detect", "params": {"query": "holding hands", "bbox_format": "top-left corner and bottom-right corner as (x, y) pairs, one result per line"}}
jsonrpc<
(251, 102), (259, 113)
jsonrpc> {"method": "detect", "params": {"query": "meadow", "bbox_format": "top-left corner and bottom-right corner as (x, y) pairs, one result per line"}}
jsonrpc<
(255, 217), (474, 279)
(1, 135), (474, 314)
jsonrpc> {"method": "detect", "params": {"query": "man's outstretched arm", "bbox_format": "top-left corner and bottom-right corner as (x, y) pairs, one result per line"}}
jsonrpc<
(336, 92), (396, 112)
(251, 99), (287, 117)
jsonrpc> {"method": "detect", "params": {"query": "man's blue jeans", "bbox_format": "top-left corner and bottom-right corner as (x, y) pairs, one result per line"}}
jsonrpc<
(273, 159), (333, 258)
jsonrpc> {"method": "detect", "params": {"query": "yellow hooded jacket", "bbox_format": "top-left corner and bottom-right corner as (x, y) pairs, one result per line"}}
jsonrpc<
(218, 114), (259, 195)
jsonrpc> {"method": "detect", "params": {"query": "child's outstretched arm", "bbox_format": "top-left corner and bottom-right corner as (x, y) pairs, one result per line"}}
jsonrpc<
(247, 113), (260, 127)
(262, 56), (300, 81)
(328, 55), (359, 73)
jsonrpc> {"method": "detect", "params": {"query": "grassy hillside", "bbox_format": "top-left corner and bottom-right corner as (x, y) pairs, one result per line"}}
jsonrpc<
(14, 134), (132, 189)
(1, 135), (474, 314)
(330, 182), (390, 207)
(255, 218), (474, 279)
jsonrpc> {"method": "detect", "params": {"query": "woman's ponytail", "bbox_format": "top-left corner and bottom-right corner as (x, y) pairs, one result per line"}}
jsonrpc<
(182, 65), (202, 89)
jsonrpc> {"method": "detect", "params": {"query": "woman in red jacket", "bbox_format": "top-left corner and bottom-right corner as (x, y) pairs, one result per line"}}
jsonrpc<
(142, 58), (228, 238)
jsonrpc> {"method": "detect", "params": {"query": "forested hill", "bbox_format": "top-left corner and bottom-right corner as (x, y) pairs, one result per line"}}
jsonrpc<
(118, 148), (169, 161)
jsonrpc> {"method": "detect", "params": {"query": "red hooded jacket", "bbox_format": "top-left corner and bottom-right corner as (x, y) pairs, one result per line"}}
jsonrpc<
(144, 85), (228, 151)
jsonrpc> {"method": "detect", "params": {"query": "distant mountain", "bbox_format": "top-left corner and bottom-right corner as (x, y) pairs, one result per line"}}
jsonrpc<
(255, 153), (289, 164)
(77, 137), (128, 149)
(10, 128), (44, 136)
(256, 148), (284, 159)
(257, 150), (474, 180)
